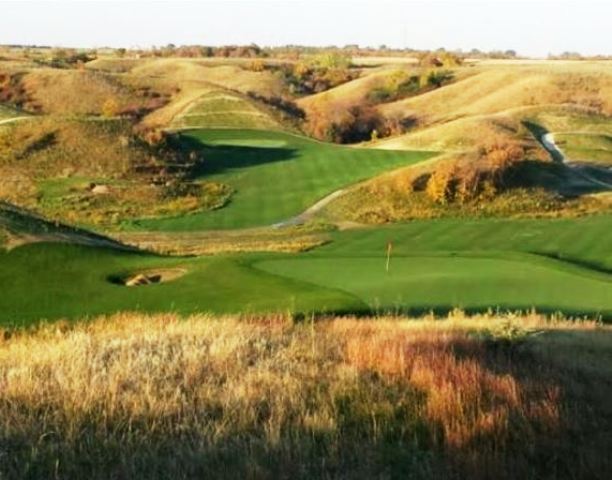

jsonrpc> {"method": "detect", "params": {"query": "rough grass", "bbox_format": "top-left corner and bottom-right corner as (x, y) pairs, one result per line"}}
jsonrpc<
(555, 133), (612, 165)
(20, 68), (151, 115)
(170, 90), (283, 130)
(126, 58), (285, 128)
(115, 226), (330, 255)
(0, 311), (610, 479)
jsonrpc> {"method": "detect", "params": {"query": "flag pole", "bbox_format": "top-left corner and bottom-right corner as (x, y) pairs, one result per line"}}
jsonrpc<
(386, 241), (392, 273)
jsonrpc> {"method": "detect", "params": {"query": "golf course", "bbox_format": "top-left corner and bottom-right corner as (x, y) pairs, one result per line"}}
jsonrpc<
(2, 209), (611, 326)
(3, 3), (612, 479)
(130, 129), (435, 230)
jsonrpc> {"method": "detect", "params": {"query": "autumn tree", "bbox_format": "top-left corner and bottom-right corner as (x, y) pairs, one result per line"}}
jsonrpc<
(426, 162), (456, 204)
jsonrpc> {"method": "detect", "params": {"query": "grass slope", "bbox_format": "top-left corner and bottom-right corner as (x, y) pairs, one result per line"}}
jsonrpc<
(170, 90), (283, 130)
(555, 133), (612, 165)
(0, 104), (23, 121)
(129, 129), (434, 230)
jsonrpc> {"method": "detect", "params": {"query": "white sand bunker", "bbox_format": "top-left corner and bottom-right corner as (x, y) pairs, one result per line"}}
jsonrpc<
(121, 268), (187, 287)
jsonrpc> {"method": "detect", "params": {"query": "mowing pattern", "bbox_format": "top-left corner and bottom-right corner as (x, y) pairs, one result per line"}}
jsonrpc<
(131, 129), (434, 230)
(170, 91), (282, 130)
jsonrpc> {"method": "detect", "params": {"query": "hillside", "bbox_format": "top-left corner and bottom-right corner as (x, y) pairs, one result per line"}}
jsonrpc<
(378, 63), (612, 126)
(0, 117), (235, 227)
(169, 89), (285, 130)
(0, 200), (127, 250)
(123, 58), (287, 128)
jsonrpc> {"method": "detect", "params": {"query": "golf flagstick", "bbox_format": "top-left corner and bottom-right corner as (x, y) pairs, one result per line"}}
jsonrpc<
(386, 240), (393, 273)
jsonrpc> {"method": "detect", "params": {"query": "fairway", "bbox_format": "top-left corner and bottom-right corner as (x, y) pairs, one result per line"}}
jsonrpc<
(130, 129), (434, 230)
(2, 215), (611, 325)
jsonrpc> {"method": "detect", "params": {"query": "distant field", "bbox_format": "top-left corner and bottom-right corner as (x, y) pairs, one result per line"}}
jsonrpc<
(2, 215), (611, 325)
(128, 129), (434, 230)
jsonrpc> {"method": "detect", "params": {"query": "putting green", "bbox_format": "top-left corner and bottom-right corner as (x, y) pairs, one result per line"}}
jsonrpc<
(128, 129), (434, 231)
(255, 253), (612, 316)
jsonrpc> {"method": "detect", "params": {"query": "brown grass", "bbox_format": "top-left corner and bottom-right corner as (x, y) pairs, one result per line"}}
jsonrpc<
(115, 228), (329, 255)
(0, 311), (610, 479)
(20, 68), (153, 116)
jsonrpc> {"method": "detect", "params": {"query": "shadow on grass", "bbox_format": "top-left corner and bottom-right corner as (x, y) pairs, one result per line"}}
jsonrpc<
(176, 134), (300, 177)
(3, 331), (611, 479)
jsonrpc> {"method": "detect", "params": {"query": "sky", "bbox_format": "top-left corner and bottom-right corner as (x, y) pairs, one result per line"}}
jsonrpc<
(0, 0), (610, 58)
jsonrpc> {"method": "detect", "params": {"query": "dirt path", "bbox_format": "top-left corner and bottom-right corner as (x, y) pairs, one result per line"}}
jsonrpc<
(541, 133), (612, 190)
(272, 189), (347, 228)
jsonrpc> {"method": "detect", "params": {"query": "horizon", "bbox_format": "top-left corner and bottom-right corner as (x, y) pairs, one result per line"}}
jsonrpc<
(0, 0), (611, 58)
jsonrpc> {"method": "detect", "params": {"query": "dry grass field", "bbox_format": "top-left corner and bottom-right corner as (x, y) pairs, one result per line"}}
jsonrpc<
(1, 311), (610, 479)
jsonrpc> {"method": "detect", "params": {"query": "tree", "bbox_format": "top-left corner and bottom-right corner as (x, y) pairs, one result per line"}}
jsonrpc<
(426, 163), (455, 204)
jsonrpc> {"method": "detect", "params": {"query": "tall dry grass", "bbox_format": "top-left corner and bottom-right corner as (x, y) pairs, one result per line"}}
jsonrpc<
(0, 312), (610, 479)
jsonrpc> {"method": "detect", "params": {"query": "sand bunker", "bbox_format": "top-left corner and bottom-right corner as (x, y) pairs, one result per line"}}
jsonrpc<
(116, 268), (187, 287)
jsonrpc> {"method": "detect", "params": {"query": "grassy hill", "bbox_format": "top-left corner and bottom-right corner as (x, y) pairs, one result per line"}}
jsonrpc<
(368, 64), (612, 154)
(19, 68), (153, 115)
(124, 58), (286, 128)
(0, 200), (127, 250)
(378, 63), (612, 125)
(170, 90), (285, 130)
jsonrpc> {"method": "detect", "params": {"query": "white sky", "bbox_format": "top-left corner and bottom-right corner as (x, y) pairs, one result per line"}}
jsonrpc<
(0, 0), (610, 58)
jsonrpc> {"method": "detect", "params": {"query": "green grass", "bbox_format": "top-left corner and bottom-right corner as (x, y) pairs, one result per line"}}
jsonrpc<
(0, 244), (363, 326)
(2, 215), (611, 326)
(555, 133), (612, 165)
(127, 129), (435, 231)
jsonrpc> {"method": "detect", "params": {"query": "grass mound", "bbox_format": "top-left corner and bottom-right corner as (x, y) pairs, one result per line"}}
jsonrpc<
(128, 59), (286, 128)
(170, 90), (283, 130)
(0, 201), (127, 250)
(0, 311), (610, 479)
